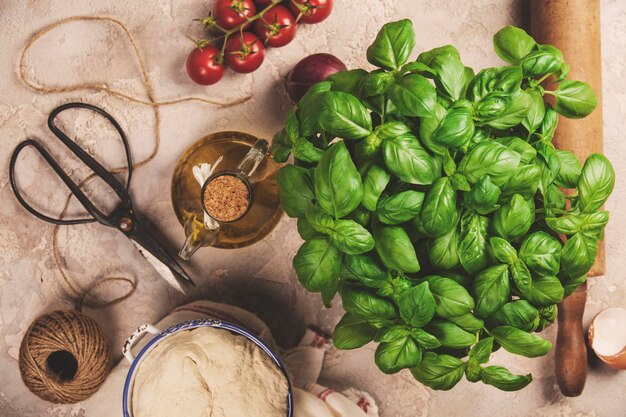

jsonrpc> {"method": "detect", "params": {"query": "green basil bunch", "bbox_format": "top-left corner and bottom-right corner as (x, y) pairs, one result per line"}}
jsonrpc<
(272, 21), (615, 391)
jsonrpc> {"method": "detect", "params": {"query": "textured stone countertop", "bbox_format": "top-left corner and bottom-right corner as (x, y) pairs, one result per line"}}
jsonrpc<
(1, 1), (625, 416)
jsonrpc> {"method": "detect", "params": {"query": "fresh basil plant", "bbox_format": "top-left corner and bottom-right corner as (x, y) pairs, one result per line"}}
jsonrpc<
(272, 20), (614, 392)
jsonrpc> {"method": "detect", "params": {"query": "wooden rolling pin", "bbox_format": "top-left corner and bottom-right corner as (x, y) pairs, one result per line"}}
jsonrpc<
(530, 0), (604, 397)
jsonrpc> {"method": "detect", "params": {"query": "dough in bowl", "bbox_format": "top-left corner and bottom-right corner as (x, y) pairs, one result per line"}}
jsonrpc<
(131, 326), (288, 417)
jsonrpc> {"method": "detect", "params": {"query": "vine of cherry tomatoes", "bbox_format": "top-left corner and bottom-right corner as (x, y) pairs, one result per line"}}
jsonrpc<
(186, 0), (334, 85)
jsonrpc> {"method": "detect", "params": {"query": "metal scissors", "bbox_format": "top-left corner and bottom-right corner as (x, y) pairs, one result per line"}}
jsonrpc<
(9, 102), (194, 293)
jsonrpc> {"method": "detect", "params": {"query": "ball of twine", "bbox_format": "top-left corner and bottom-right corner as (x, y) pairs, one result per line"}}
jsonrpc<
(19, 310), (112, 403)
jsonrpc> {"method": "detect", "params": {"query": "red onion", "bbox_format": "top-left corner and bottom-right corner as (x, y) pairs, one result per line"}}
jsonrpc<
(286, 53), (347, 103)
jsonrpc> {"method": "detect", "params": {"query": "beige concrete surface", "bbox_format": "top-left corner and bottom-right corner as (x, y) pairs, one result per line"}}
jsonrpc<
(0, 0), (625, 416)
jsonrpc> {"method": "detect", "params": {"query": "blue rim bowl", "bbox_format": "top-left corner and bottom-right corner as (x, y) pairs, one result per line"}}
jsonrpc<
(122, 319), (294, 417)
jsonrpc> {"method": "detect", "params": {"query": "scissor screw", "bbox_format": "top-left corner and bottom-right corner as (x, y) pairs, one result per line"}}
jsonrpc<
(119, 217), (134, 232)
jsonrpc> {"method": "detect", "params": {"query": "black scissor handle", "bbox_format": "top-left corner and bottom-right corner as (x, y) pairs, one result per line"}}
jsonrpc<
(48, 102), (133, 199)
(9, 139), (97, 225)
(9, 103), (134, 226)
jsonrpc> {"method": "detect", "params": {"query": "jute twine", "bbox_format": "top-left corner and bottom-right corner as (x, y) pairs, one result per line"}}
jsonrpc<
(17, 15), (251, 308)
(19, 310), (111, 403)
(17, 15), (250, 402)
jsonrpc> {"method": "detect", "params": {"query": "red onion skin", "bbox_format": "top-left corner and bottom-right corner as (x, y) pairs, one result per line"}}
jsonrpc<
(286, 53), (347, 103)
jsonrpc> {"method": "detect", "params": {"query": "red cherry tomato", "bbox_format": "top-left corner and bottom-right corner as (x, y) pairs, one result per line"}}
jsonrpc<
(186, 45), (225, 85)
(289, 0), (332, 24)
(254, 0), (274, 7)
(224, 32), (265, 73)
(213, 0), (256, 30)
(252, 5), (297, 48)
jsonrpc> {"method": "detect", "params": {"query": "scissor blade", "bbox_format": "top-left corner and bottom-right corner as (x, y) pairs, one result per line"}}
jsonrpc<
(126, 215), (195, 291)
(130, 240), (186, 294)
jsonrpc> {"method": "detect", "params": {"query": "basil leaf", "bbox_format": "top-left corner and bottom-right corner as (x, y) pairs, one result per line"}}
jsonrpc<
(500, 164), (540, 198)
(412, 328), (442, 349)
(562, 274), (587, 298)
(318, 91), (372, 139)
(490, 300), (539, 332)
(333, 313), (378, 349)
(517, 46), (563, 77)
(555, 150), (582, 188)
(271, 129), (292, 163)
(362, 164), (391, 211)
(366, 19), (415, 70)
(466, 337), (494, 382)
(472, 264), (510, 318)
(560, 232), (598, 280)
(458, 211), (489, 274)
(489, 237), (517, 264)
(401, 61), (435, 75)
(428, 228), (461, 271)
(382, 133), (440, 185)
(359, 70), (396, 97)
(450, 172), (471, 192)
(340, 254), (388, 289)
(518, 231), (562, 276)
(545, 214), (580, 237)
(525, 275), (564, 307)
(579, 211), (610, 238)
(340, 284), (397, 320)
(293, 137), (323, 163)
(427, 320), (475, 349)
(552, 80), (597, 119)
(522, 89), (546, 134)
(449, 313), (485, 333)
(469, 337), (493, 365)
(376, 190), (425, 225)
(432, 103), (475, 148)
(297, 217), (321, 241)
(293, 237), (342, 302)
(377, 121), (413, 139)
(577, 153), (615, 213)
(305, 204), (335, 235)
(490, 326), (552, 358)
(357, 131), (383, 159)
(419, 101), (448, 156)
(484, 90), (533, 130)
(298, 81), (332, 136)
(397, 282), (436, 327)
(388, 74), (437, 117)
(493, 26), (537, 64)
(330, 219), (375, 255)
(468, 66), (523, 102)
(375, 336), (422, 374)
(376, 325), (411, 343)
(426, 275), (474, 319)
(327, 69), (368, 95)
(493, 194), (534, 240)
(536, 304), (558, 331)
(464, 175), (501, 215)
(459, 141), (521, 185)
(494, 137), (537, 164)
(419, 178), (459, 237)
(411, 352), (466, 391)
(276, 165), (315, 217)
(314, 141), (363, 218)
(539, 104), (558, 141)
(481, 365), (532, 391)
(511, 260), (532, 295)
(417, 45), (467, 101)
(373, 223), (420, 273)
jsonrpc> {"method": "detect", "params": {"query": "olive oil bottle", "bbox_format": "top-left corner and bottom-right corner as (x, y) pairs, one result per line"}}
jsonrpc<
(171, 131), (282, 258)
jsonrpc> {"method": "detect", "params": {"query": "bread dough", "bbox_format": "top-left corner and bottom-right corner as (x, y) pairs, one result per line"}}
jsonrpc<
(131, 327), (288, 417)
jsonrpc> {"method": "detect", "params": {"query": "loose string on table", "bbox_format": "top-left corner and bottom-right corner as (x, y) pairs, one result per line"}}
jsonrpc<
(18, 15), (252, 309)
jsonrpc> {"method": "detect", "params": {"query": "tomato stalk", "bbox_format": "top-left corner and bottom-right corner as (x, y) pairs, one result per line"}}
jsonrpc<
(192, 0), (282, 66)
